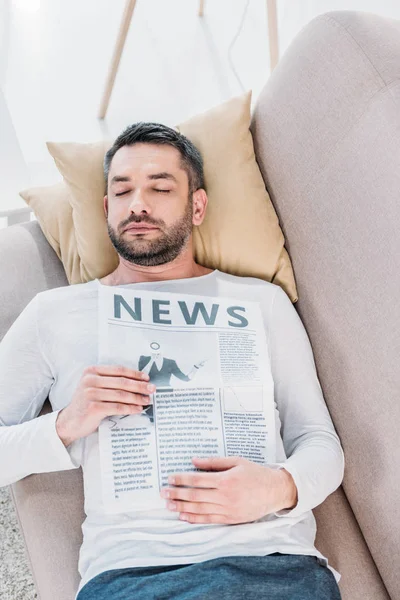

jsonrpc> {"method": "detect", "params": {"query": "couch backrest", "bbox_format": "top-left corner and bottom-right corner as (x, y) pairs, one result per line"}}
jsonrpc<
(0, 221), (69, 343)
(251, 11), (400, 600)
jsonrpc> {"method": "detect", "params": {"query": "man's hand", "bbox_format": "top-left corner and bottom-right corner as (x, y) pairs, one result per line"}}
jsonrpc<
(194, 360), (206, 369)
(56, 365), (155, 447)
(160, 456), (298, 525)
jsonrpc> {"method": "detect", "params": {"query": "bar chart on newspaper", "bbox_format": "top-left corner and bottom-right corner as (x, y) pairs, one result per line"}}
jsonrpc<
(97, 285), (276, 514)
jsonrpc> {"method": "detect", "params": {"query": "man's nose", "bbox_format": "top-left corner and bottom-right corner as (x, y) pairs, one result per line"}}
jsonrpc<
(128, 190), (151, 215)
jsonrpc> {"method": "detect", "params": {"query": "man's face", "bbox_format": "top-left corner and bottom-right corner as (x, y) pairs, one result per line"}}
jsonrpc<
(104, 143), (195, 267)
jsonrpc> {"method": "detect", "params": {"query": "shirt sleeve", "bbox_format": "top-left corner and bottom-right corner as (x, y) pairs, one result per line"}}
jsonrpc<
(0, 293), (82, 488)
(267, 285), (345, 518)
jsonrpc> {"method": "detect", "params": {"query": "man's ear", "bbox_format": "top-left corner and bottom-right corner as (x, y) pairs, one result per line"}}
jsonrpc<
(192, 189), (208, 226)
(104, 195), (108, 218)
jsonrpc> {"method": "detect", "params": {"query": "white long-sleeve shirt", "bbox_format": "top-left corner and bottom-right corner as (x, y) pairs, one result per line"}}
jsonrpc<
(0, 270), (344, 598)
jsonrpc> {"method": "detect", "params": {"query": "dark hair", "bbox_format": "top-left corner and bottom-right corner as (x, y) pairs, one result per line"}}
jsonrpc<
(104, 122), (205, 194)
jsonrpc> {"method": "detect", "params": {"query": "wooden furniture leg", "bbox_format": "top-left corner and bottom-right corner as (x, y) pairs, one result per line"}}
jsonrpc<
(266, 0), (279, 71)
(98, 0), (279, 118)
(98, 0), (138, 119)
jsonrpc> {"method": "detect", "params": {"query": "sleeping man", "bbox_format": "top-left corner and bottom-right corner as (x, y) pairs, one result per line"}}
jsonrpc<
(0, 123), (344, 600)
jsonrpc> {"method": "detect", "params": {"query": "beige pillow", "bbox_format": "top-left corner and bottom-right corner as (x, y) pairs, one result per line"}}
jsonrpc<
(19, 183), (82, 285)
(25, 90), (298, 302)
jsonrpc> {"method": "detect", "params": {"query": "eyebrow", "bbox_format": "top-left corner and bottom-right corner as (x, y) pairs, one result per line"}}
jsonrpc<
(110, 172), (178, 185)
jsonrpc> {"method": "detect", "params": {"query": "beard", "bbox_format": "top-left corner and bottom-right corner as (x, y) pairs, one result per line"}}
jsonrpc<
(107, 197), (194, 267)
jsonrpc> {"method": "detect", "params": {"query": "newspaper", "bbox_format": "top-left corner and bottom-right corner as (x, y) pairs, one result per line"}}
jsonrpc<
(97, 285), (276, 514)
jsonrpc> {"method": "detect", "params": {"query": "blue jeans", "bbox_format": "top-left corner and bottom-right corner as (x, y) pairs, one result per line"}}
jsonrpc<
(76, 553), (341, 600)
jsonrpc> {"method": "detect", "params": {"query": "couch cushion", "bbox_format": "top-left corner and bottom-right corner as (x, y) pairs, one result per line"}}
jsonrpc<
(11, 462), (85, 600)
(0, 221), (69, 342)
(314, 488), (389, 600)
(251, 11), (400, 600)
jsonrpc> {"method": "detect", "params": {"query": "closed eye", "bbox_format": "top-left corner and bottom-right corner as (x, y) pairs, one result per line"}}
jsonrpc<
(115, 189), (171, 196)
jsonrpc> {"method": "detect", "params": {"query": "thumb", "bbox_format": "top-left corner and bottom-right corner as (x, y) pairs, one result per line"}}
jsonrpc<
(192, 456), (241, 471)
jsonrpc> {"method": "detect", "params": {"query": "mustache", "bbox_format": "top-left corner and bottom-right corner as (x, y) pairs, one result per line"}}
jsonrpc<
(120, 215), (164, 229)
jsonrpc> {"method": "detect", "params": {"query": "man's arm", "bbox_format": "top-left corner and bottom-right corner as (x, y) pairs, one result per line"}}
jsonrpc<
(268, 285), (345, 518)
(170, 360), (191, 382)
(0, 294), (82, 488)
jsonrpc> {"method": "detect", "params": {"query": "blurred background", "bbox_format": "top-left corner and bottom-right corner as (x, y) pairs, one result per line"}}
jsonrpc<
(1, 0), (400, 229)
(1, 0), (400, 227)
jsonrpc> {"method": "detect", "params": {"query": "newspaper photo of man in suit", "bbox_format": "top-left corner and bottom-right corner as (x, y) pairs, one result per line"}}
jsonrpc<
(139, 342), (206, 423)
(108, 342), (207, 428)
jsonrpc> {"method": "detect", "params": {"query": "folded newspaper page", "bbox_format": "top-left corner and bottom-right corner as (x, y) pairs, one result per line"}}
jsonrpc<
(97, 285), (276, 514)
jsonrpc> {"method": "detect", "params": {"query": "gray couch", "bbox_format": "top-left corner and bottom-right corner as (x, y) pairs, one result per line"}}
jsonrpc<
(1, 10), (399, 600)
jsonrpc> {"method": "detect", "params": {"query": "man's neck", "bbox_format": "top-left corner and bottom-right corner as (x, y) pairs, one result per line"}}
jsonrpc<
(99, 261), (214, 286)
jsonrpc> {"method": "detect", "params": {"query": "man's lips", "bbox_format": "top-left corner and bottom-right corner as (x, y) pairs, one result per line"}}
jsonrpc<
(123, 224), (159, 233)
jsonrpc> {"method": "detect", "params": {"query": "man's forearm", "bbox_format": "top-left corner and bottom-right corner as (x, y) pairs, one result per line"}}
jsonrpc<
(272, 433), (345, 517)
(278, 468), (298, 511)
(55, 408), (76, 448)
(186, 367), (197, 379)
(0, 411), (81, 487)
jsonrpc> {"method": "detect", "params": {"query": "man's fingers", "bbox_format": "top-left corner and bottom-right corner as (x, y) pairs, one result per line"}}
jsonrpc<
(191, 456), (242, 471)
(85, 364), (150, 381)
(161, 486), (222, 505)
(168, 471), (221, 488)
(91, 375), (155, 396)
(87, 387), (152, 406)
